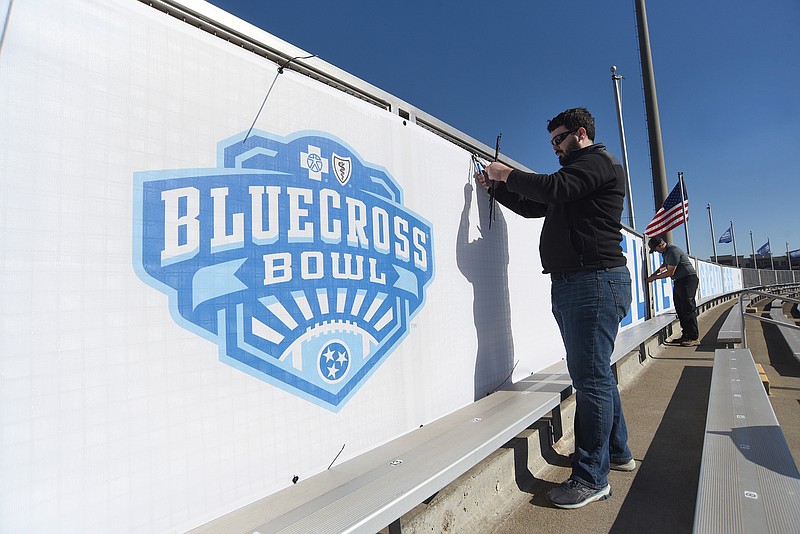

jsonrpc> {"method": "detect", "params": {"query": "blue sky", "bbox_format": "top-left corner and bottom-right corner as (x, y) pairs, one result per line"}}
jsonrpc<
(207, 0), (799, 262)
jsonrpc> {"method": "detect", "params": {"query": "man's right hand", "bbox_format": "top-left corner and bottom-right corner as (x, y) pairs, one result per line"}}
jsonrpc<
(485, 161), (512, 184)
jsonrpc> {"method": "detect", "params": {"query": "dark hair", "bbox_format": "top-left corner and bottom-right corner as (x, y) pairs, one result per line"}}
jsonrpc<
(648, 236), (665, 251)
(547, 107), (595, 141)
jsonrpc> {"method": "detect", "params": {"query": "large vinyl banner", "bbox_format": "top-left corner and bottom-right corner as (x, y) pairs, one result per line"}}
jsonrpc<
(696, 259), (743, 299)
(620, 228), (647, 329)
(0, 0), (566, 531)
(134, 130), (436, 411)
(648, 250), (676, 315)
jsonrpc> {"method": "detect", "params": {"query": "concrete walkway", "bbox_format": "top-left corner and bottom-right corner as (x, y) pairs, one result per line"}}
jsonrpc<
(488, 301), (800, 534)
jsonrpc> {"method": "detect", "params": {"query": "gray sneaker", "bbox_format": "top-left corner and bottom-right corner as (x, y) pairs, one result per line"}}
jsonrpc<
(610, 459), (636, 471)
(680, 339), (700, 347)
(547, 478), (611, 509)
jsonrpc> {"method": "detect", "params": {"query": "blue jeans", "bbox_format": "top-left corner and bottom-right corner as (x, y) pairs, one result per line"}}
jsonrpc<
(551, 266), (632, 489)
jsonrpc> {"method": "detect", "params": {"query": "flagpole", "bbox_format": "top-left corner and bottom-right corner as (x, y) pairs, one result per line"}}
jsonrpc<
(769, 239), (774, 270)
(707, 203), (717, 263)
(731, 221), (739, 268)
(787, 242), (793, 271)
(611, 67), (636, 229)
(678, 172), (690, 255)
(750, 231), (756, 269)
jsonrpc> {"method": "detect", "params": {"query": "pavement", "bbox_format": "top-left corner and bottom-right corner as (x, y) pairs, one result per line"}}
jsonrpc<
(487, 299), (800, 534)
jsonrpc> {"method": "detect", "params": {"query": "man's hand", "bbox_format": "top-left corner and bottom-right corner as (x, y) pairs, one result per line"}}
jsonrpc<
(486, 161), (512, 183)
(647, 264), (677, 283)
(647, 269), (663, 283)
(473, 166), (489, 188)
(474, 161), (513, 188)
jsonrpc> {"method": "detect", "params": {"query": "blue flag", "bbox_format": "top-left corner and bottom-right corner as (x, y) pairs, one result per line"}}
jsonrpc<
(718, 225), (732, 244)
(757, 240), (771, 256)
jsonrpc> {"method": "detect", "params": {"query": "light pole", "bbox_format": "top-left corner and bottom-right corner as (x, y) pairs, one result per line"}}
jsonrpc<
(707, 203), (717, 263)
(611, 66), (635, 230)
(635, 0), (670, 244)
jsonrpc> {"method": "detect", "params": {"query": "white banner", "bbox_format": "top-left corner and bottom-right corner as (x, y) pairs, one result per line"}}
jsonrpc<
(697, 259), (743, 298)
(648, 251), (676, 315)
(621, 229), (647, 329)
(0, 0), (564, 531)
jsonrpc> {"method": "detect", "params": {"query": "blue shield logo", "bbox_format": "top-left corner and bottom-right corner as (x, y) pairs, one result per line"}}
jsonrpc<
(134, 131), (435, 410)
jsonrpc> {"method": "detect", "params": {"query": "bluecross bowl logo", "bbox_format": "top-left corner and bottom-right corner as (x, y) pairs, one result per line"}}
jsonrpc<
(134, 131), (434, 410)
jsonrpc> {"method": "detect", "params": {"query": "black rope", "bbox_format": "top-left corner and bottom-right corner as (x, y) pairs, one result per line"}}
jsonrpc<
(243, 53), (318, 144)
(327, 443), (346, 470)
(491, 359), (519, 394)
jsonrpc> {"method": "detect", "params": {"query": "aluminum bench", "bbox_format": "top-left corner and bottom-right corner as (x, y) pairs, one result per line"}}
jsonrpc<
(718, 299), (751, 348)
(693, 349), (800, 533)
(612, 313), (675, 365)
(769, 302), (800, 365)
(188, 368), (569, 534)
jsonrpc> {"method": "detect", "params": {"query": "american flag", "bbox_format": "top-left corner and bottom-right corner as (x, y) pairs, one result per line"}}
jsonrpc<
(644, 179), (688, 236)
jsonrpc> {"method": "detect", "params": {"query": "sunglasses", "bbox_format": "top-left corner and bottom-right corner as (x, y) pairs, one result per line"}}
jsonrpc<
(550, 129), (577, 147)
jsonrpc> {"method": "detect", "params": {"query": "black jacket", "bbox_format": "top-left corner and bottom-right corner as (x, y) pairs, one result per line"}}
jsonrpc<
(492, 143), (627, 274)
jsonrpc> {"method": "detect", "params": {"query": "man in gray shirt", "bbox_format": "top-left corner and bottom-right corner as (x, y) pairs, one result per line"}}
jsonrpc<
(646, 236), (700, 346)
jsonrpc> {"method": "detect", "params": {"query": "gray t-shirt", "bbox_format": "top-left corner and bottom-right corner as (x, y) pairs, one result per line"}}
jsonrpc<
(663, 245), (696, 280)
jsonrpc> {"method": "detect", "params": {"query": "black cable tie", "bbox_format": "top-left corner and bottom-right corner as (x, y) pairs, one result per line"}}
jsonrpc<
(243, 53), (318, 144)
(327, 443), (346, 470)
(277, 53), (317, 74)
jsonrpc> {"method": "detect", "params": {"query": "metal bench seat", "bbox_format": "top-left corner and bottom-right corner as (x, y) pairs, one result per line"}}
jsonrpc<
(190, 372), (568, 534)
(612, 313), (675, 364)
(769, 302), (800, 365)
(718, 300), (751, 348)
(694, 349), (800, 533)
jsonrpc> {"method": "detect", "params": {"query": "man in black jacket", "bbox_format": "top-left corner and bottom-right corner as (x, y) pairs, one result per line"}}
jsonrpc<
(477, 107), (634, 509)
